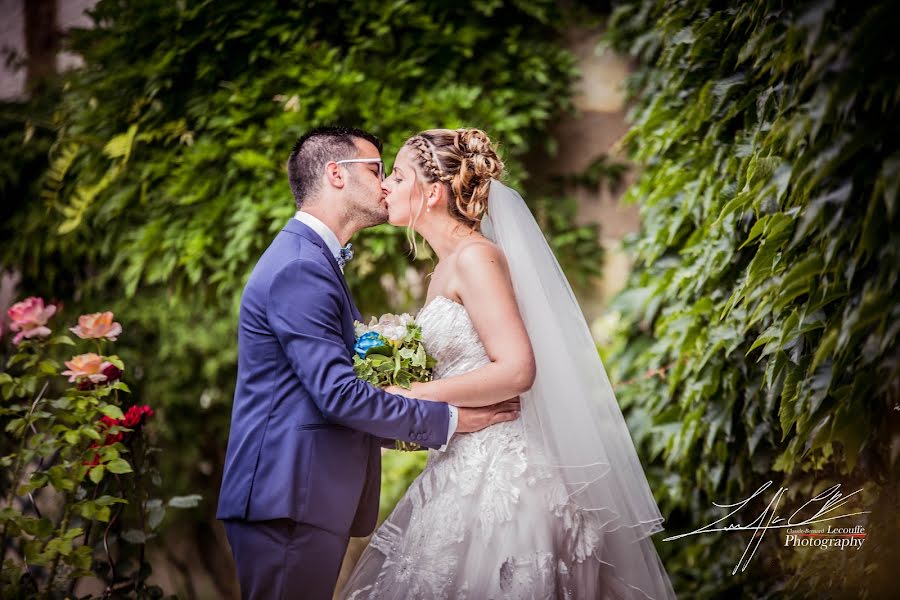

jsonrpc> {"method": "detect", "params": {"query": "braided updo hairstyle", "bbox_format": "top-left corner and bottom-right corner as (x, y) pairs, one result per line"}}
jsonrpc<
(404, 128), (504, 229)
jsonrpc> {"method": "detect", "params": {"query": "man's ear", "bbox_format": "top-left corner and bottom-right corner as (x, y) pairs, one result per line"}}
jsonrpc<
(324, 161), (345, 189)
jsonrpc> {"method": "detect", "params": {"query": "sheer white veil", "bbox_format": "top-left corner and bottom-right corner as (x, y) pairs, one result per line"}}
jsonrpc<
(481, 178), (666, 541)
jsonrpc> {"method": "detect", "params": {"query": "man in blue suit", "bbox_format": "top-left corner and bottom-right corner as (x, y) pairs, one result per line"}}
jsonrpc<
(216, 127), (520, 599)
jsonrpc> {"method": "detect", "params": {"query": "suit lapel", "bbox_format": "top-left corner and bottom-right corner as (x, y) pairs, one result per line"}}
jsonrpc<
(283, 219), (363, 323)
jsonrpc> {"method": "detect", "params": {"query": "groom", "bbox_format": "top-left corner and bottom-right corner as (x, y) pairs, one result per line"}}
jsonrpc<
(216, 126), (520, 599)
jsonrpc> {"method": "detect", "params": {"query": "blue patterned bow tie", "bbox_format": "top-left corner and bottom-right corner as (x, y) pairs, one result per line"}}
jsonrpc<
(335, 243), (353, 269)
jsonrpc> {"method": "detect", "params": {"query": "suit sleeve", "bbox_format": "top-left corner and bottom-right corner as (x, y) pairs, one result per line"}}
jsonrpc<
(267, 258), (450, 448)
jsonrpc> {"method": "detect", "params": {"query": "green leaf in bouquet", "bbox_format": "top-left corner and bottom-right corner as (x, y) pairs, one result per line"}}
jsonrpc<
(412, 344), (427, 368)
(364, 344), (395, 358)
(393, 354), (403, 380)
(395, 371), (412, 389)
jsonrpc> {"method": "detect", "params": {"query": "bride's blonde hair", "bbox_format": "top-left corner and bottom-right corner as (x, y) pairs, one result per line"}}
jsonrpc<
(404, 128), (505, 230)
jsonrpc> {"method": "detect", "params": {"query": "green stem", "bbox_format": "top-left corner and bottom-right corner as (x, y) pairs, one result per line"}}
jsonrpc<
(0, 380), (49, 562)
(134, 439), (148, 592)
(66, 481), (102, 596)
(45, 497), (72, 594)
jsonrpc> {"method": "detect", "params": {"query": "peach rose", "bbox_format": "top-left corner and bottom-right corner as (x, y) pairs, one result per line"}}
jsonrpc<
(7, 297), (56, 345)
(69, 312), (122, 341)
(61, 353), (113, 384)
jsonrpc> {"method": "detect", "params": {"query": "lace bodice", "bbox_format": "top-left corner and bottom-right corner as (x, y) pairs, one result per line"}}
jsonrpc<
(416, 295), (490, 379)
(415, 295), (524, 464)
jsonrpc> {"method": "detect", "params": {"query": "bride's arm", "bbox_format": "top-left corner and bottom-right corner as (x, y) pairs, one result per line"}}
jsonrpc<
(399, 242), (536, 408)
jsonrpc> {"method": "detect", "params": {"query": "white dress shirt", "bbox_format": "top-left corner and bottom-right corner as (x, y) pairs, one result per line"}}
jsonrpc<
(294, 210), (344, 270)
(293, 211), (458, 450)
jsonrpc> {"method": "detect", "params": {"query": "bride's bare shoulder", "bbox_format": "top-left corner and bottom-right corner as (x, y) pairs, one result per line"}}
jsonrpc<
(451, 237), (511, 289)
(453, 236), (506, 267)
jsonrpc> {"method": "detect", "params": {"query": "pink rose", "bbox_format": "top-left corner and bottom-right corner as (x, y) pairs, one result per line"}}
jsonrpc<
(69, 311), (122, 341)
(61, 353), (113, 384)
(7, 297), (56, 345)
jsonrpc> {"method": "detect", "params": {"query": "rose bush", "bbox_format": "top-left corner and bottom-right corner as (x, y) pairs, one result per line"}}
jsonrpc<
(0, 300), (199, 597)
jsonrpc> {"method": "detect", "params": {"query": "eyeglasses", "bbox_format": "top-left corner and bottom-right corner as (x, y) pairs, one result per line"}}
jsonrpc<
(335, 158), (384, 181)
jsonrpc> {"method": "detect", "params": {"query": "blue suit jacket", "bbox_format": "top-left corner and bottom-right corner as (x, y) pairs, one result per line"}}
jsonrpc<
(216, 218), (450, 537)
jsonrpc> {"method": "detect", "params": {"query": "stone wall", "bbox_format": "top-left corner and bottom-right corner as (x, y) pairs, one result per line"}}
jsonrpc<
(529, 25), (640, 339)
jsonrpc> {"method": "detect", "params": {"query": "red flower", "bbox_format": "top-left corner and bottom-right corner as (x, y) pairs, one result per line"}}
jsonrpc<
(98, 415), (125, 445)
(102, 363), (123, 382)
(121, 405), (154, 429)
(83, 405), (154, 475)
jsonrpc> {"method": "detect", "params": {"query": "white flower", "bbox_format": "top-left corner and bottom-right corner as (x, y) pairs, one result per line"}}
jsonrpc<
(354, 320), (371, 337)
(370, 313), (415, 342)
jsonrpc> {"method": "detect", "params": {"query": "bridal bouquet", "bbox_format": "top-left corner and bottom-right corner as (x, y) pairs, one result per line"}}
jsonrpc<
(353, 313), (436, 390)
(353, 313), (437, 452)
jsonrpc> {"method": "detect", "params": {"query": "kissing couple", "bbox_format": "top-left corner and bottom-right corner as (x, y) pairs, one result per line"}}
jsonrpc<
(217, 126), (677, 599)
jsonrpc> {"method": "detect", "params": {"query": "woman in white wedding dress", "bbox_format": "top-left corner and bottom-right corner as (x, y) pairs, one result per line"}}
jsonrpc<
(340, 129), (677, 600)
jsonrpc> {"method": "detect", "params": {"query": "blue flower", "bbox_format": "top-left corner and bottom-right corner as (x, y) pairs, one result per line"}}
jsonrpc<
(354, 331), (386, 359)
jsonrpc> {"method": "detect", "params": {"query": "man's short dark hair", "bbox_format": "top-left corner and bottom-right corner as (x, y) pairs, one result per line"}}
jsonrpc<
(287, 126), (382, 208)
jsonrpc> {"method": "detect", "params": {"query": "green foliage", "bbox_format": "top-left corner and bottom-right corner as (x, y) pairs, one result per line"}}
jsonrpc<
(378, 451), (429, 523)
(0, 302), (194, 597)
(606, 0), (899, 597)
(0, 0), (606, 582)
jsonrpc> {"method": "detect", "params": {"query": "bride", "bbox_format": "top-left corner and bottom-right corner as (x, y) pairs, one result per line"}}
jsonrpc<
(340, 128), (677, 599)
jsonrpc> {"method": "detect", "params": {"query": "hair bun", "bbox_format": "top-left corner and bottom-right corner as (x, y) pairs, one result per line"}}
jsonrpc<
(456, 128), (503, 181)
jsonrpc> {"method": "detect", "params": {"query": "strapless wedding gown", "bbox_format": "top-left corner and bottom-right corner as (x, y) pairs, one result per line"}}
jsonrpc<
(340, 296), (676, 600)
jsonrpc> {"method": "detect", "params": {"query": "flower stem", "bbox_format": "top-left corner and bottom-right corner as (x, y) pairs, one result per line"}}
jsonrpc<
(45, 497), (72, 593)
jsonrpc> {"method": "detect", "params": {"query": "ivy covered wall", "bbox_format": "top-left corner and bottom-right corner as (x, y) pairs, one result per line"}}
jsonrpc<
(606, 1), (899, 597)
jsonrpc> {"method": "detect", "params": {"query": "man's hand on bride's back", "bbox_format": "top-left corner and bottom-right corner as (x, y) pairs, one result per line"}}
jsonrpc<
(456, 398), (520, 433)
